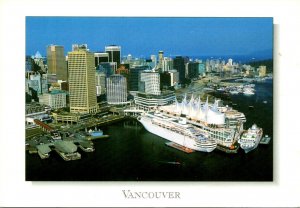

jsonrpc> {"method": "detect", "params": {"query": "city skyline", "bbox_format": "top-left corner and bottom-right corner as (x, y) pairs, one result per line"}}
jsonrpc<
(26, 17), (273, 60)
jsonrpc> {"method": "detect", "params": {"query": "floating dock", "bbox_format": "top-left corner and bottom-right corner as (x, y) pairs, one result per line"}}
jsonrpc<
(165, 142), (194, 153)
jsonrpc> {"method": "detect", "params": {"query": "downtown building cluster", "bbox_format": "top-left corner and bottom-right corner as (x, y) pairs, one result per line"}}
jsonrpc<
(25, 44), (267, 123)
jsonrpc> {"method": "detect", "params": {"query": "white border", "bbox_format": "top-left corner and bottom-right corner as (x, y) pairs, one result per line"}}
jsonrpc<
(1, 0), (300, 207)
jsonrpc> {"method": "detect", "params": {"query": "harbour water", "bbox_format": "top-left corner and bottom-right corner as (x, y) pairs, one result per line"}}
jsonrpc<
(26, 80), (273, 181)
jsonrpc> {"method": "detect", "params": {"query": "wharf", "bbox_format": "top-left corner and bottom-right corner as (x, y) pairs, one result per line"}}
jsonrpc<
(165, 142), (194, 153)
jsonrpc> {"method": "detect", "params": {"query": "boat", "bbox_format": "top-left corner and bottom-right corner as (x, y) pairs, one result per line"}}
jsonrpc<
(137, 112), (217, 152)
(159, 161), (181, 165)
(238, 124), (263, 153)
(88, 127), (103, 139)
(260, 135), (271, 144)
(229, 90), (239, 95)
(243, 88), (255, 95)
(263, 100), (268, 104)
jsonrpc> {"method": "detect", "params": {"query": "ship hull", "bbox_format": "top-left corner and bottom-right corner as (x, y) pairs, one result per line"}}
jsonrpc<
(139, 116), (216, 152)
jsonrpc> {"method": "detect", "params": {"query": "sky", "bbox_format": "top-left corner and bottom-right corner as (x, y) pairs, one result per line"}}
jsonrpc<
(26, 17), (273, 60)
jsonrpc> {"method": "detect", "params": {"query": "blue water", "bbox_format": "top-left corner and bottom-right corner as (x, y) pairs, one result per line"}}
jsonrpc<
(26, 80), (273, 181)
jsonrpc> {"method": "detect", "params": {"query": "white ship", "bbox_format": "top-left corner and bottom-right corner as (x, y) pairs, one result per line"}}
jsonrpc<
(158, 94), (246, 153)
(238, 124), (263, 153)
(137, 112), (217, 152)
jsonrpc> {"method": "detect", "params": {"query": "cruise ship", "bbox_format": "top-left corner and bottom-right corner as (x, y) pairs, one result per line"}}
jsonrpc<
(238, 124), (263, 153)
(158, 94), (246, 153)
(137, 111), (217, 152)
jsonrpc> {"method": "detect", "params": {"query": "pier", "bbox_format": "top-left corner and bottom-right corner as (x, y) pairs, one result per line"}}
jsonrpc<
(165, 142), (194, 153)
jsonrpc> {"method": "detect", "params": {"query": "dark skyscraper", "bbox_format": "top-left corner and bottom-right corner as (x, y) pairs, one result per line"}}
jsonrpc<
(173, 56), (188, 84)
(94, 52), (109, 68)
(105, 45), (121, 67)
(47, 45), (68, 81)
(187, 62), (199, 79)
(128, 66), (148, 91)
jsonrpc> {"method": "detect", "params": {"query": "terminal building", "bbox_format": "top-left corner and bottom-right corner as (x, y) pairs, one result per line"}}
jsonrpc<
(134, 90), (176, 111)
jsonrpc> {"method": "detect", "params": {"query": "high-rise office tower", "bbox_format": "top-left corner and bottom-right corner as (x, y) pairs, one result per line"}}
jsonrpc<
(173, 56), (186, 83)
(47, 45), (68, 81)
(106, 74), (127, 105)
(139, 71), (161, 95)
(128, 66), (148, 92)
(187, 62), (200, 79)
(162, 57), (173, 72)
(150, 55), (157, 67)
(158, 51), (164, 69)
(68, 48), (97, 114)
(105, 45), (121, 67)
(94, 52), (109, 68)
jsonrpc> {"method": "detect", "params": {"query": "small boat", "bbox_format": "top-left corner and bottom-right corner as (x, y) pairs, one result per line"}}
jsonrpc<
(159, 161), (181, 165)
(263, 100), (268, 104)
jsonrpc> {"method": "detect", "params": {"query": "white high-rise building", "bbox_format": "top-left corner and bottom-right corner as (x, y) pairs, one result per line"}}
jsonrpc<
(162, 57), (173, 72)
(95, 71), (106, 96)
(169, 70), (179, 86)
(140, 71), (161, 95)
(150, 55), (157, 67)
(106, 74), (127, 105)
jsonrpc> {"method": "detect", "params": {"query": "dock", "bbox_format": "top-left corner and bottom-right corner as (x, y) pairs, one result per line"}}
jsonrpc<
(165, 142), (194, 153)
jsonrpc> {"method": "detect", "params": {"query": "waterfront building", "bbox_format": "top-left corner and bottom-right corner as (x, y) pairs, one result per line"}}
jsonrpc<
(139, 70), (161, 95)
(25, 102), (51, 125)
(106, 74), (127, 105)
(105, 45), (121, 67)
(94, 52), (109, 68)
(95, 71), (106, 96)
(134, 90), (175, 110)
(47, 45), (68, 81)
(68, 48), (98, 114)
(39, 90), (67, 110)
